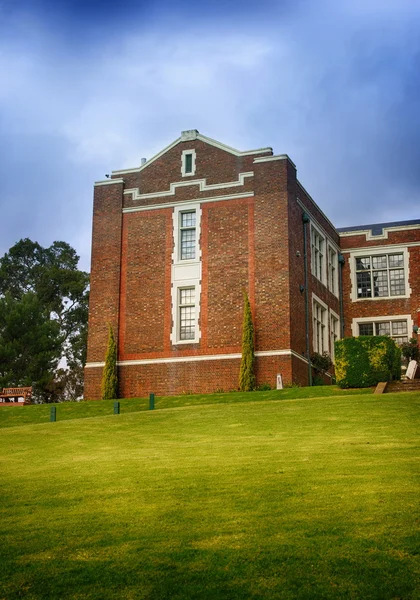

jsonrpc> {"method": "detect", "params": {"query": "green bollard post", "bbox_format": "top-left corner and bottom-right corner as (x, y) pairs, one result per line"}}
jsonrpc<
(50, 406), (56, 422)
(113, 401), (120, 415)
(149, 393), (155, 410)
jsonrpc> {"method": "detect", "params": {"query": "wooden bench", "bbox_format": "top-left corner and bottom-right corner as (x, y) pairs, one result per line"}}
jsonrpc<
(0, 387), (32, 404)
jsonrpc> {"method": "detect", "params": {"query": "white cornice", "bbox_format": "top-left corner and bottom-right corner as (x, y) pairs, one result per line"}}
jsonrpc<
(122, 192), (254, 213)
(296, 198), (340, 252)
(94, 178), (124, 187)
(296, 184), (339, 238)
(85, 349), (307, 368)
(253, 154), (296, 168)
(123, 172), (253, 202)
(339, 223), (420, 240)
(111, 133), (272, 175)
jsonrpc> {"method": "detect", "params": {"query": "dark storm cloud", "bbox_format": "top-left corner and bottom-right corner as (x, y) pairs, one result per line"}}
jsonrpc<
(0, 0), (419, 270)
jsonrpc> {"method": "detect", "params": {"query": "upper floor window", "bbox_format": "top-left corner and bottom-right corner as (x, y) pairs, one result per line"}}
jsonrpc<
(311, 226), (325, 284)
(181, 149), (196, 177)
(356, 253), (405, 299)
(327, 246), (338, 296)
(180, 210), (196, 260)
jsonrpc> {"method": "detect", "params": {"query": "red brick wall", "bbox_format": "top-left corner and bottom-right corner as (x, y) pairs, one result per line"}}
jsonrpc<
(86, 182), (123, 363)
(340, 228), (420, 337)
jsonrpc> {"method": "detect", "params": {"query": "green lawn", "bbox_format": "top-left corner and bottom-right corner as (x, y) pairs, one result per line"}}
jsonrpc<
(1, 392), (419, 599)
(0, 385), (372, 429)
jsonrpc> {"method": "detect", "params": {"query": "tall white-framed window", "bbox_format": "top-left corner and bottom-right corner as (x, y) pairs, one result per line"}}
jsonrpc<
(330, 309), (340, 360)
(311, 225), (326, 284)
(312, 294), (328, 354)
(351, 315), (412, 345)
(173, 204), (201, 265)
(171, 203), (202, 346)
(327, 245), (339, 296)
(181, 149), (196, 177)
(350, 247), (410, 301)
(179, 287), (196, 341)
(179, 210), (196, 261)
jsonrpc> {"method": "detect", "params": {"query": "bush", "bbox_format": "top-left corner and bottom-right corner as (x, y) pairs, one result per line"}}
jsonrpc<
(401, 338), (419, 363)
(101, 325), (118, 400)
(335, 336), (401, 388)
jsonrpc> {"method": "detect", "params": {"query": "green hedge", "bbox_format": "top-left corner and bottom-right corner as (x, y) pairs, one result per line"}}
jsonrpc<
(335, 336), (401, 388)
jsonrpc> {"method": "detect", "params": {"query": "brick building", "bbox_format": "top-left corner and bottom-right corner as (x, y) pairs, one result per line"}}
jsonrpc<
(84, 130), (420, 398)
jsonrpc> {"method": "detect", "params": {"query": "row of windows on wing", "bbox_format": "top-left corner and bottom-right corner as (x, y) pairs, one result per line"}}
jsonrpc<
(355, 253), (405, 298)
(310, 226), (338, 295)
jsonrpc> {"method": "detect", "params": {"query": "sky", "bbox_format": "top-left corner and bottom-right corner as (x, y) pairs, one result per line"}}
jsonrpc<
(1, 0), (419, 272)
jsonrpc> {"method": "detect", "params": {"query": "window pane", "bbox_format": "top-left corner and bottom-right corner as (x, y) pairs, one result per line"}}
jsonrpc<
(359, 323), (374, 336)
(356, 257), (370, 271)
(180, 305), (195, 340)
(357, 271), (372, 298)
(376, 322), (390, 336)
(372, 255), (387, 270)
(373, 270), (389, 297)
(185, 153), (193, 173)
(391, 321), (407, 335)
(388, 254), (403, 268)
(181, 211), (196, 227)
(181, 229), (196, 260)
(180, 288), (195, 305)
(389, 269), (405, 296)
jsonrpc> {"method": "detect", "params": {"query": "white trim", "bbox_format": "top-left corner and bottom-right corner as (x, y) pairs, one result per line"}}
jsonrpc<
(181, 148), (196, 177)
(85, 349), (308, 368)
(253, 154), (295, 167)
(339, 223), (420, 240)
(111, 133), (272, 175)
(348, 246), (411, 302)
(94, 178), (124, 187)
(122, 192), (254, 214)
(171, 203), (202, 345)
(351, 314), (413, 338)
(296, 184), (340, 237)
(123, 172), (253, 202)
(296, 198), (340, 252)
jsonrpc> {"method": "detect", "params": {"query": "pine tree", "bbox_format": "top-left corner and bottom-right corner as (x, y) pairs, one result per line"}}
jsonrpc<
(239, 290), (256, 391)
(101, 325), (118, 400)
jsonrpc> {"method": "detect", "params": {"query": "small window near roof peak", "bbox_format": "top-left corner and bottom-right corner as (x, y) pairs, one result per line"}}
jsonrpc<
(181, 149), (196, 177)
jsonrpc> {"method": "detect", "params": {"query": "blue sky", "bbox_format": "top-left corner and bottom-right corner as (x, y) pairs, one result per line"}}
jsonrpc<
(1, 0), (419, 271)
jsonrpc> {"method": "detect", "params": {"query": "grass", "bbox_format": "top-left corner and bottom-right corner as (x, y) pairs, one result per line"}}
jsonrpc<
(0, 385), (372, 428)
(1, 391), (419, 599)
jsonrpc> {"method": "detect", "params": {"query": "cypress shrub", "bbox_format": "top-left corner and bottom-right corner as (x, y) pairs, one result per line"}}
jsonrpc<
(101, 324), (118, 400)
(239, 290), (256, 391)
(335, 336), (401, 388)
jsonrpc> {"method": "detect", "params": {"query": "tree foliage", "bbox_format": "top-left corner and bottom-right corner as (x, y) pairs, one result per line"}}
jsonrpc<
(101, 325), (118, 400)
(0, 239), (89, 402)
(239, 290), (256, 392)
